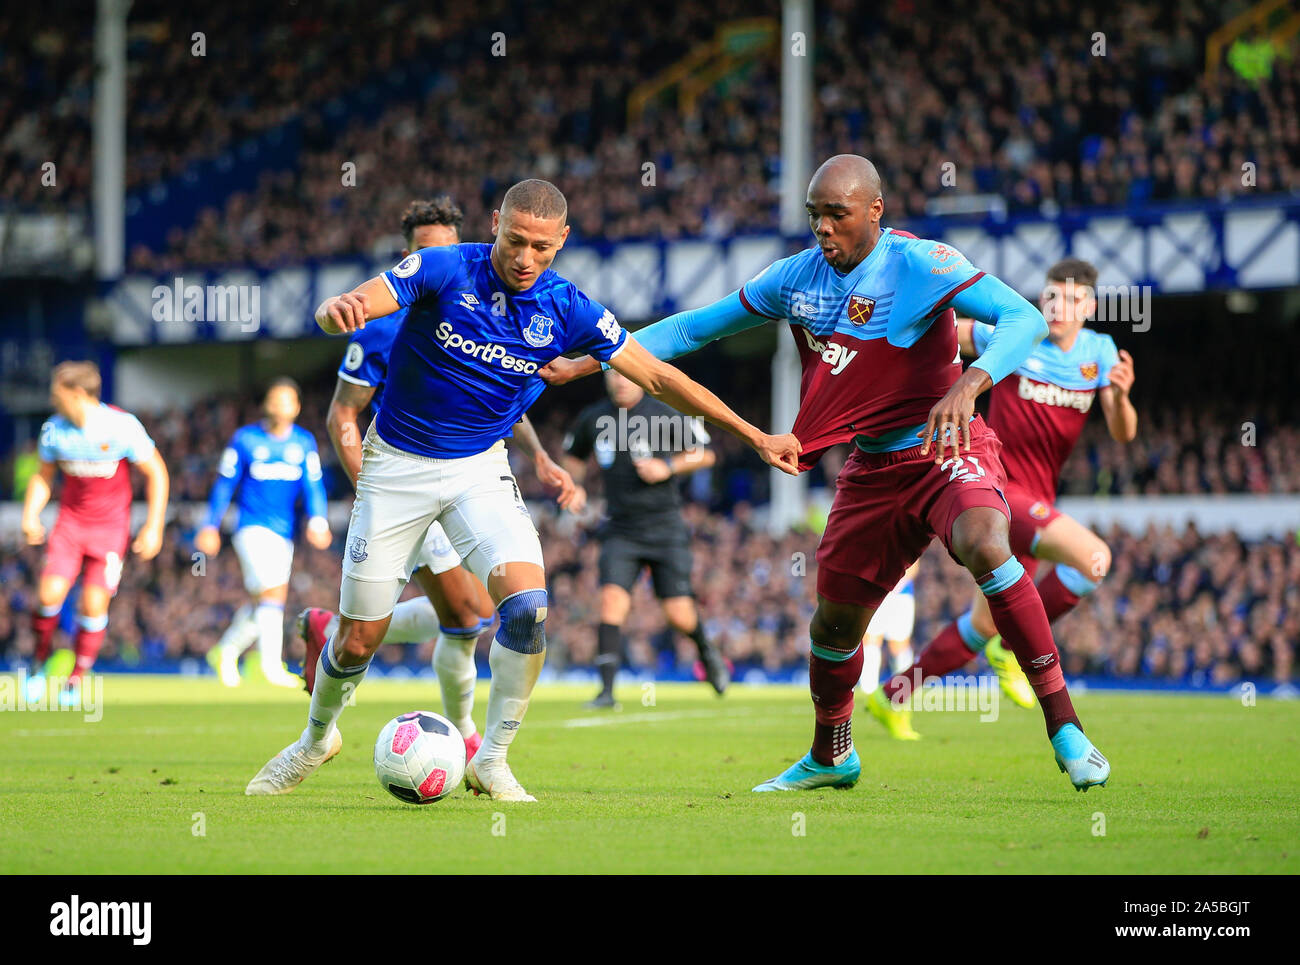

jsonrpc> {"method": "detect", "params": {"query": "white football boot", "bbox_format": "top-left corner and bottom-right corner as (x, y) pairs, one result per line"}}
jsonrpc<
(245, 728), (343, 795)
(465, 756), (536, 803)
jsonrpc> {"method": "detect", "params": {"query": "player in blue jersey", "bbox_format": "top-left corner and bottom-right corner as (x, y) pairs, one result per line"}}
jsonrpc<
(197, 378), (333, 688)
(544, 156), (1111, 793)
(246, 178), (800, 801)
(298, 197), (582, 763)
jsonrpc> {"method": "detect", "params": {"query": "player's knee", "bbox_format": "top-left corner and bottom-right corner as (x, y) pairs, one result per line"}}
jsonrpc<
(811, 600), (868, 650)
(335, 624), (381, 666)
(496, 588), (548, 655)
(950, 509), (1011, 575)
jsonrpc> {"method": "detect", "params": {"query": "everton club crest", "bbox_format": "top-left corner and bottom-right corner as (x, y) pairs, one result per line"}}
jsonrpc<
(524, 313), (555, 348)
(847, 294), (876, 326)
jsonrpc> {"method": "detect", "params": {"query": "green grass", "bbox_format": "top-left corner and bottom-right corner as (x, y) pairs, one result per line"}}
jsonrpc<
(1, 676), (1297, 873)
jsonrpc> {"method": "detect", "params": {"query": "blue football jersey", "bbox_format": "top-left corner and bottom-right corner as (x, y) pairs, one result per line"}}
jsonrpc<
(374, 243), (627, 458)
(972, 323), (1118, 389)
(336, 310), (406, 418)
(205, 423), (328, 540)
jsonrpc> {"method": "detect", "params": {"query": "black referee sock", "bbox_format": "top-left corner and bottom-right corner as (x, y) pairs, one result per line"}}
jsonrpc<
(595, 622), (622, 695)
(687, 621), (712, 657)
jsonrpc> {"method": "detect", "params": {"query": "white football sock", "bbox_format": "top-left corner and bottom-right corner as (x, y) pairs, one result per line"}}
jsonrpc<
(433, 632), (479, 737)
(859, 641), (883, 693)
(890, 644), (915, 674)
(479, 640), (544, 764)
(305, 635), (368, 746)
(254, 603), (296, 684)
(217, 604), (258, 656)
(383, 597), (441, 644)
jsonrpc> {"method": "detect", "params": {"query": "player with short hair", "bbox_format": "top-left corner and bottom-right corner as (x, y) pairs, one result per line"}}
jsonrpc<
(542, 155), (1111, 792)
(246, 178), (799, 802)
(299, 197), (581, 762)
(22, 361), (170, 703)
(563, 368), (727, 708)
(871, 257), (1138, 734)
(197, 378), (332, 688)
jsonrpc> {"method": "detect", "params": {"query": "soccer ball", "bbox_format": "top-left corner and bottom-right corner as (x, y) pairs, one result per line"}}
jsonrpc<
(373, 711), (466, 805)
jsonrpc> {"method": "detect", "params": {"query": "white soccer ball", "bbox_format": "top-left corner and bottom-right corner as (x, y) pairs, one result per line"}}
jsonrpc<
(373, 711), (466, 805)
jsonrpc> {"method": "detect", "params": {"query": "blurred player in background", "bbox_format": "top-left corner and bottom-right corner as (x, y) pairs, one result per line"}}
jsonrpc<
(299, 197), (580, 760)
(857, 560), (919, 708)
(563, 368), (728, 709)
(876, 257), (1138, 734)
(246, 178), (798, 802)
(21, 361), (170, 703)
(197, 378), (332, 688)
(544, 155), (1111, 793)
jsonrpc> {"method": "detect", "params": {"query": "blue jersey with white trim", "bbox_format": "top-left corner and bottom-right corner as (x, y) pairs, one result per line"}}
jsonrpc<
(336, 310), (406, 418)
(375, 243), (627, 458)
(972, 323), (1117, 389)
(205, 423), (327, 540)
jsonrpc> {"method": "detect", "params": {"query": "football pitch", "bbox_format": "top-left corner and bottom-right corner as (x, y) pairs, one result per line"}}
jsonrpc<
(2, 677), (1296, 874)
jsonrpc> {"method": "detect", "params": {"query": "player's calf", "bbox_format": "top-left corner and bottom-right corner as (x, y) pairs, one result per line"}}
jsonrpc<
(949, 508), (1080, 738)
(1034, 516), (1110, 622)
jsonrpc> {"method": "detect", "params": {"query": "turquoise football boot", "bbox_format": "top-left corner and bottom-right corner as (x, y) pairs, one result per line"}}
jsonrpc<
(752, 749), (861, 792)
(1051, 723), (1110, 791)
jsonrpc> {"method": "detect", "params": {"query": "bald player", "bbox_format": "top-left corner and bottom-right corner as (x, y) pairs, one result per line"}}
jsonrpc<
(542, 155), (1111, 793)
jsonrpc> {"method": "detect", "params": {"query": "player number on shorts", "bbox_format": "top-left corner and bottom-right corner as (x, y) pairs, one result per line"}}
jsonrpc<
(939, 455), (986, 484)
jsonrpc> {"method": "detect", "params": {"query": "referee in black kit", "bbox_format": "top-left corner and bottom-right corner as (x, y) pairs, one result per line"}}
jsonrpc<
(564, 369), (731, 708)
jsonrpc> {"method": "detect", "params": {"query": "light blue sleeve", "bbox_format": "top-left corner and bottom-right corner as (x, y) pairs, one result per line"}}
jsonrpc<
(970, 321), (994, 355)
(37, 420), (57, 462)
(382, 246), (459, 309)
(205, 433), (244, 529)
(1095, 333), (1120, 388)
(122, 413), (156, 463)
(952, 275), (1048, 385)
(606, 291), (769, 369)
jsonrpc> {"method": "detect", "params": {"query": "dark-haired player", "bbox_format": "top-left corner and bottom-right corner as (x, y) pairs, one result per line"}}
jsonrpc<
(198, 378), (332, 687)
(563, 368), (727, 708)
(543, 155), (1111, 793)
(22, 361), (170, 704)
(299, 197), (580, 761)
(871, 257), (1137, 734)
(246, 179), (799, 802)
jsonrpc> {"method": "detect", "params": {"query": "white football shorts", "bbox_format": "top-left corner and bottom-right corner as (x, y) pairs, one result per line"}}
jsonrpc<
(339, 426), (542, 620)
(865, 589), (916, 644)
(232, 524), (295, 595)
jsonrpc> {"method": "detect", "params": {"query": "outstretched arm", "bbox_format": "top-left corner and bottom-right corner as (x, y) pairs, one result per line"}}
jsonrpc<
(541, 290), (768, 385)
(919, 275), (1046, 462)
(608, 337), (800, 474)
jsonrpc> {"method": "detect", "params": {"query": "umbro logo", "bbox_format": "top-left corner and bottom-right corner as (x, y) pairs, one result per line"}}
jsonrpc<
(459, 293), (479, 310)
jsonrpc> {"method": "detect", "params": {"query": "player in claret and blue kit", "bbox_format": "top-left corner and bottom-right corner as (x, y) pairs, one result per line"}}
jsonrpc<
(21, 361), (170, 704)
(197, 378), (332, 688)
(543, 155), (1111, 793)
(246, 179), (799, 802)
(875, 256), (1138, 731)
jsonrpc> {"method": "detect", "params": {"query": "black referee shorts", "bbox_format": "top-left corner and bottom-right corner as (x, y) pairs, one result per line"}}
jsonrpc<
(598, 527), (694, 599)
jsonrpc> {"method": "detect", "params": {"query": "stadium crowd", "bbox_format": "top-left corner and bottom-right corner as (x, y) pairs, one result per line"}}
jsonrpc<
(8, 2), (1298, 266)
(0, 505), (1295, 686)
